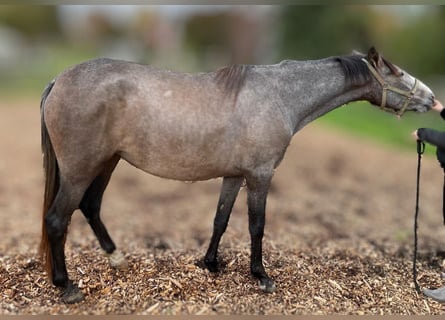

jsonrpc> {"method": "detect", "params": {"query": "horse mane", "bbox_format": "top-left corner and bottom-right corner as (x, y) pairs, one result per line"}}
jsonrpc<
(335, 54), (401, 86)
(335, 55), (372, 86)
(214, 64), (249, 99)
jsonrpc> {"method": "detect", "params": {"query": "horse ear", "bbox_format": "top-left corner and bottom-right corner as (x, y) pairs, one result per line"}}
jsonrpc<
(367, 46), (383, 69)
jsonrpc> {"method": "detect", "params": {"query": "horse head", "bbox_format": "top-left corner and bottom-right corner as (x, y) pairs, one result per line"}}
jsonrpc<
(360, 47), (435, 116)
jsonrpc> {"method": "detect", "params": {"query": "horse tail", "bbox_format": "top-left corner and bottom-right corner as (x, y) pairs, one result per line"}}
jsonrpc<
(39, 79), (58, 279)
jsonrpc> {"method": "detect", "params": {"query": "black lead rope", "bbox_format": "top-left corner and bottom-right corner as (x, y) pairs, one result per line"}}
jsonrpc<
(413, 139), (425, 294)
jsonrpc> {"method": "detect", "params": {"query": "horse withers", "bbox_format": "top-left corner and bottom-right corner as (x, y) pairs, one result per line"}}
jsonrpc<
(39, 47), (435, 303)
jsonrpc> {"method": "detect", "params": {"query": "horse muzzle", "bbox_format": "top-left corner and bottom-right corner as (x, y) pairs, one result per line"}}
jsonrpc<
(410, 94), (435, 113)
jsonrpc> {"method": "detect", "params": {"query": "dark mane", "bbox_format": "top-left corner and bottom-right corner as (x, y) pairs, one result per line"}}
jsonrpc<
(336, 54), (402, 86)
(214, 64), (249, 99)
(335, 55), (371, 86)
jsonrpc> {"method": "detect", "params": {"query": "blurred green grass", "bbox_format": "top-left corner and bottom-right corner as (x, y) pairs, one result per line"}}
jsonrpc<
(0, 44), (97, 99)
(318, 101), (443, 156)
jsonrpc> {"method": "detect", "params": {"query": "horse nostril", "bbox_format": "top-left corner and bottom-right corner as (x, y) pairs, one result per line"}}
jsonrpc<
(429, 96), (435, 105)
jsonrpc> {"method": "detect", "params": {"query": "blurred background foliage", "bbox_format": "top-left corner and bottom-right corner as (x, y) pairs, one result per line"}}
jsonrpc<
(1, 5), (445, 152)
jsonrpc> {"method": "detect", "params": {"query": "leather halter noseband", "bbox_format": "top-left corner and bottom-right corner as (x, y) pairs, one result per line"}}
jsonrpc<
(361, 58), (419, 116)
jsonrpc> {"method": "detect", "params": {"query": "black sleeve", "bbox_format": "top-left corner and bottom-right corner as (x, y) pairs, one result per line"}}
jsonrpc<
(417, 128), (445, 149)
(436, 148), (445, 169)
(440, 109), (445, 121)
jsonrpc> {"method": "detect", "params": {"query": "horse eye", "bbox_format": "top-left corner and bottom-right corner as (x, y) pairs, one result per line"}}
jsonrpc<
(400, 72), (404, 77)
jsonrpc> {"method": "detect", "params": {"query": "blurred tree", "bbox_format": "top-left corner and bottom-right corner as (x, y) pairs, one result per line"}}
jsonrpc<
(183, 12), (230, 69)
(226, 11), (262, 65)
(278, 6), (375, 60)
(0, 6), (60, 40)
(183, 10), (266, 69)
(87, 11), (122, 42)
(382, 7), (445, 77)
(278, 5), (445, 79)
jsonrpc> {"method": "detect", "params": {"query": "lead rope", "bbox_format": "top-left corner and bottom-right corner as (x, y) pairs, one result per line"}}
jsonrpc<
(413, 139), (425, 294)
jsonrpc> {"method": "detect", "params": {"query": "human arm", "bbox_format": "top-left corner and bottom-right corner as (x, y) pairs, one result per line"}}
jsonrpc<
(414, 128), (445, 150)
(411, 100), (445, 146)
(412, 128), (445, 168)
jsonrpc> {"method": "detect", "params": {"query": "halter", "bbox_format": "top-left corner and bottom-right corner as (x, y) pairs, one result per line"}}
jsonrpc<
(361, 58), (419, 116)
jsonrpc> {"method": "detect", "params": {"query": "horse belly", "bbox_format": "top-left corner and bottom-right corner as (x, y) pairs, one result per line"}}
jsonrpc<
(118, 126), (239, 181)
(121, 147), (236, 181)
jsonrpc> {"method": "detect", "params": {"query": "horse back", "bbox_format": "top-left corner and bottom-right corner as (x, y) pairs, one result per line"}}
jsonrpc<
(44, 58), (291, 181)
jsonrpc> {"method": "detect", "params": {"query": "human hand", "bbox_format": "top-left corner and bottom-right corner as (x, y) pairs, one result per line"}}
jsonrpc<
(412, 129), (419, 141)
(432, 99), (444, 112)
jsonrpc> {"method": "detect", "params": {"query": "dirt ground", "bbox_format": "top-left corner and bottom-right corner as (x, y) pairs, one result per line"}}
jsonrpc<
(1, 100), (445, 315)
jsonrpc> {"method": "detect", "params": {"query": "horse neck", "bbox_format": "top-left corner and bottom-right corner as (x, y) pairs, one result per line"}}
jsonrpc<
(273, 58), (372, 134)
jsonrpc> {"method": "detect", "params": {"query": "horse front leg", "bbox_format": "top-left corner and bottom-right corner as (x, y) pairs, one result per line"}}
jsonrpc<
(204, 176), (243, 272)
(246, 173), (276, 293)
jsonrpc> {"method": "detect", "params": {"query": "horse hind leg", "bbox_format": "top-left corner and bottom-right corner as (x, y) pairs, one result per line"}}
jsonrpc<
(45, 179), (90, 304)
(79, 155), (127, 269)
(204, 176), (243, 272)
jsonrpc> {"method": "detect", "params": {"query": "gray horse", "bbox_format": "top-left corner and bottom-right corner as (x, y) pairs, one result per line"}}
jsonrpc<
(39, 47), (434, 303)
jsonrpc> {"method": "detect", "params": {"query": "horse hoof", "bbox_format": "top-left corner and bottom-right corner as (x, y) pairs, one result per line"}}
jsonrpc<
(61, 284), (84, 304)
(203, 259), (219, 273)
(108, 250), (128, 270)
(258, 278), (276, 293)
(423, 286), (445, 303)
